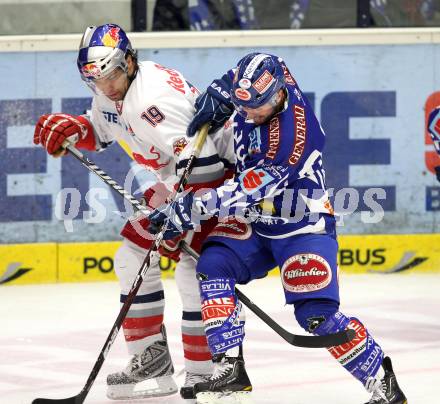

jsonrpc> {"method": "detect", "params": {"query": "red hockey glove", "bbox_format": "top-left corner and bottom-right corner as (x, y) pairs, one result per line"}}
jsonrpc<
(34, 113), (95, 156)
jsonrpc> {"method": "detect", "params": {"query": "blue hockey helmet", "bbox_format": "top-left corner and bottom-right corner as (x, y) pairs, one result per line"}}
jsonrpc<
(230, 53), (286, 114)
(77, 24), (136, 88)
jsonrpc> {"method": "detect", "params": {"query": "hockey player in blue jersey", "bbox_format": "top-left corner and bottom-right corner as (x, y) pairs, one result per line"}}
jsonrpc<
(148, 53), (407, 404)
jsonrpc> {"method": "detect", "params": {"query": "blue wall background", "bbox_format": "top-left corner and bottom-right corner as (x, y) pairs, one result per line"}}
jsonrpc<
(1, 44), (440, 243)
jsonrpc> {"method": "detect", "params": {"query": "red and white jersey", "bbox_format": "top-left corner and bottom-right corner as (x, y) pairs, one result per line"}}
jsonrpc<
(87, 61), (235, 189)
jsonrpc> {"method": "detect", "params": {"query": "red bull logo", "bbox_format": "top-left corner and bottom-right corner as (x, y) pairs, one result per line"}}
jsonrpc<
(101, 26), (121, 48)
(133, 147), (170, 171)
(82, 63), (101, 78)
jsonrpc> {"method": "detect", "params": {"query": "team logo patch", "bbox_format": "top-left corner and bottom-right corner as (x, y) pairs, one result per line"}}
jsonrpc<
(239, 78), (252, 89)
(208, 218), (251, 240)
(172, 137), (188, 156)
(238, 168), (274, 195)
(281, 253), (332, 293)
(81, 63), (101, 78)
(101, 26), (121, 47)
(252, 70), (275, 94)
(234, 88), (251, 101)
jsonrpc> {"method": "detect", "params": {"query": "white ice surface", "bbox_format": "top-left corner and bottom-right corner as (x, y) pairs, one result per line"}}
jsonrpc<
(1, 274), (439, 404)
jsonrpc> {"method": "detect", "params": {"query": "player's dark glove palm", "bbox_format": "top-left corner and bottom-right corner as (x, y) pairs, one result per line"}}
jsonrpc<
(187, 91), (233, 137)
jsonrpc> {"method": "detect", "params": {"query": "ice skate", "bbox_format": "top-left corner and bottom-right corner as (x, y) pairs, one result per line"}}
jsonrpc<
(364, 356), (407, 404)
(180, 371), (213, 399)
(194, 347), (252, 404)
(106, 325), (178, 400)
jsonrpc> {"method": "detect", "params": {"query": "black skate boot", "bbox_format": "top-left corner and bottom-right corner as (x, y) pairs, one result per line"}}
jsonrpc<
(106, 325), (178, 400)
(193, 346), (252, 403)
(364, 356), (407, 404)
(180, 372), (212, 399)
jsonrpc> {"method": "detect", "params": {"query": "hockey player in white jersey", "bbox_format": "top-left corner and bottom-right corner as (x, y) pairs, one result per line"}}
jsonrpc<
(33, 23), (235, 400)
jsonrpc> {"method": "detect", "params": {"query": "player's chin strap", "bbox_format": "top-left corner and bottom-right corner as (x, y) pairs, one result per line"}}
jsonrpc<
(179, 241), (355, 349)
(31, 123), (209, 404)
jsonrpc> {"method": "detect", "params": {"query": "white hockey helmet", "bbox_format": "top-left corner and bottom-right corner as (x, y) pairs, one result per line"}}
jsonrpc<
(77, 24), (137, 91)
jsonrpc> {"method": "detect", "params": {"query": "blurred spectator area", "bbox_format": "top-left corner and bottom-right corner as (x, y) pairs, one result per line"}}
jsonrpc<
(0, 0), (133, 35)
(184, 0), (440, 30)
(1, 0), (440, 35)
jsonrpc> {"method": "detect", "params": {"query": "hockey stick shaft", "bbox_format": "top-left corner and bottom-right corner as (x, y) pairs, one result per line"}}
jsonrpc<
(32, 124), (209, 404)
(180, 242), (355, 349)
(64, 144), (151, 217)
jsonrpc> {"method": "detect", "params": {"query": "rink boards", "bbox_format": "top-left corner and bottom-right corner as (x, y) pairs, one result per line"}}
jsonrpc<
(1, 233), (439, 285)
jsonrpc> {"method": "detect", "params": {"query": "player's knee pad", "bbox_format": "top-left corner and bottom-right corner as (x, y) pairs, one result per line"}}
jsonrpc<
(294, 298), (340, 333)
(114, 240), (161, 294)
(199, 277), (245, 355)
(196, 243), (241, 280)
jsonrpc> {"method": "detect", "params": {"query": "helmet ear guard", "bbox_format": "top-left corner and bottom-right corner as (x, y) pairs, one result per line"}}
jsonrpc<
(230, 52), (286, 113)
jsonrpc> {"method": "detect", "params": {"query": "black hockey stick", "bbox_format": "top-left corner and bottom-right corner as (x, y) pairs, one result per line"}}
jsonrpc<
(180, 242), (355, 349)
(31, 124), (209, 404)
(48, 126), (353, 360)
(60, 134), (354, 350)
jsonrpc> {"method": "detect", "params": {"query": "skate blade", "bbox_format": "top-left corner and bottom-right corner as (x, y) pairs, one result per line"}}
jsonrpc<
(196, 391), (253, 404)
(107, 375), (178, 400)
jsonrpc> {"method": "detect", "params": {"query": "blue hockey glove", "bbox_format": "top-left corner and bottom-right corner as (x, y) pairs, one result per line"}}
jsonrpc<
(187, 76), (234, 137)
(148, 192), (209, 240)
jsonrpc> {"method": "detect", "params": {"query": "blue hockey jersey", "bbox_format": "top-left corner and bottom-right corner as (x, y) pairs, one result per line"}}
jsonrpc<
(196, 66), (336, 239)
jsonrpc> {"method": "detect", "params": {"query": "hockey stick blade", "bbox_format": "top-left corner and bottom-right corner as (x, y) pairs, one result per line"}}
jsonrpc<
(180, 242), (355, 348)
(32, 392), (85, 404)
(236, 289), (356, 348)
